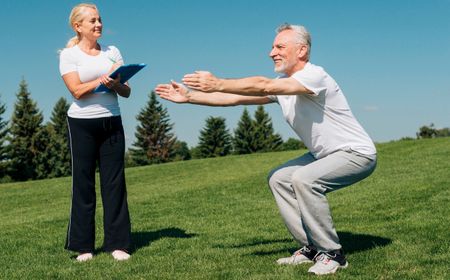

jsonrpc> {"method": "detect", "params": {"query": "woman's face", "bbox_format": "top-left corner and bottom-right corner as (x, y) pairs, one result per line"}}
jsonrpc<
(75, 8), (102, 41)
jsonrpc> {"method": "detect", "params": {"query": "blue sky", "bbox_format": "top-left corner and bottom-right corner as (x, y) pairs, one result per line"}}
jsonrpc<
(1, 0), (449, 148)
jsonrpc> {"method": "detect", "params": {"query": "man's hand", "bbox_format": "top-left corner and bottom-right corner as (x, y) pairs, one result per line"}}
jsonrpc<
(182, 71), (220, 93)
(155, 81), (189, 103)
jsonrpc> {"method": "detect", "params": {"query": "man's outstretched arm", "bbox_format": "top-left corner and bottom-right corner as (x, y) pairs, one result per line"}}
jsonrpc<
(182, 71), (313, 96)
(155, 81), (273, 106)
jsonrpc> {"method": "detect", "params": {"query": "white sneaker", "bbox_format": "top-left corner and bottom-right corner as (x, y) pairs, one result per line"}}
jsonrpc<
(308, 251), (348, 275)
(276, 246), (317, 265)
(76, 253), (93, 262)
(112, 250), (131, 261)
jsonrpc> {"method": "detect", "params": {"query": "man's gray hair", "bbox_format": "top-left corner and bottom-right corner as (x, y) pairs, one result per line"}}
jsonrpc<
(276, 23), (311, 59)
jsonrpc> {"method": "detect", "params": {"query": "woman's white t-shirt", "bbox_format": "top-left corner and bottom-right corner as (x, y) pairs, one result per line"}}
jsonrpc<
(59, 44), (123, 118)
(270, 62), (376, 159)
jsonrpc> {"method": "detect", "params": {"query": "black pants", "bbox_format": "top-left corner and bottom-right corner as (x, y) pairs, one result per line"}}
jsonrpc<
(65, 116), (131, 253)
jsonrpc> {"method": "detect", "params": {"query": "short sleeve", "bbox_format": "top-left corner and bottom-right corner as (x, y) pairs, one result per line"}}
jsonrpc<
(110, 46), (124, 64)
(291, 65), (327, 97)
(59, 48), (77, 76)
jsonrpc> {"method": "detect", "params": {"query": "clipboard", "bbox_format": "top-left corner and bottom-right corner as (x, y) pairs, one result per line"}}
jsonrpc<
(94, 63), (146, 93)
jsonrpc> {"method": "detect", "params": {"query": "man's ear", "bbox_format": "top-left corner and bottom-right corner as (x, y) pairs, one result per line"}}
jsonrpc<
(297, 45), (308, 60)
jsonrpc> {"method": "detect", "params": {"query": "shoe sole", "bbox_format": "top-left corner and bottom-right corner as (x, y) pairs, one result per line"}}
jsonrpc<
(76, 254), (93, 262)
(309, 261), (348, 275)
(112, 254), (131, 261)
(277, 259), (314, 265)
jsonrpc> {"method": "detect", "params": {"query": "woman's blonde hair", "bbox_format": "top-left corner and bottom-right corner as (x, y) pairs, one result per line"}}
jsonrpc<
(65, 3), (98, 48)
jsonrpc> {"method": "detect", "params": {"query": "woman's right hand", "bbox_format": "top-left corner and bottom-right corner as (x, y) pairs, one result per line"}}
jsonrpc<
(99, 73), (121, 90)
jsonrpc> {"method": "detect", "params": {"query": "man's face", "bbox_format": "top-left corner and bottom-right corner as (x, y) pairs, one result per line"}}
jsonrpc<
(269, 30), (302, 75)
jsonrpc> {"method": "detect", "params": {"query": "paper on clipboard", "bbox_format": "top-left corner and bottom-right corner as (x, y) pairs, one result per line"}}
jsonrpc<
(94, 63), (146, 93)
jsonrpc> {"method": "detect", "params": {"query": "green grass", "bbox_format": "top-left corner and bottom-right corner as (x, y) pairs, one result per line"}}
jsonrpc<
(0, 138), (449, 279)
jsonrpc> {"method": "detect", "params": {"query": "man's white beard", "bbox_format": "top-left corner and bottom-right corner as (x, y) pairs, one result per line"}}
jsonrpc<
(274, 60), (295, 74)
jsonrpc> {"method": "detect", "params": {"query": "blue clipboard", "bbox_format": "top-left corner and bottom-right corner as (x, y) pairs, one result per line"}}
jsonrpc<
(94, 63), (146, 93)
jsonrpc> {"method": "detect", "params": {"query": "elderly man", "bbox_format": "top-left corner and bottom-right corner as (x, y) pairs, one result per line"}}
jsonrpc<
(155, 23), (376, 275)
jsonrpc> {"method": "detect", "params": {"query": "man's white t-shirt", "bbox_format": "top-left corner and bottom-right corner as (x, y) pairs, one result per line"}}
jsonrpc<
(270, 62), (376, 159)
(59, 44), (123, 118)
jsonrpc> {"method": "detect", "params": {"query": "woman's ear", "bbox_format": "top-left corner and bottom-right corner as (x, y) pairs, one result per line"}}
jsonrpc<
(73, 22), (81, 33)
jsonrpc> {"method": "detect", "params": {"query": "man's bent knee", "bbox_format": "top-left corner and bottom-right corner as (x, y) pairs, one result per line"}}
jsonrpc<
(267, 169), (279, 189)
(267, 167), (289, 192)
(291, 171), (323, 194)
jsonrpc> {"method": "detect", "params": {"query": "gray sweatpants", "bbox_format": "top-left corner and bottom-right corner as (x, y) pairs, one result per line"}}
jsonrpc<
(267, 150), (376, 252)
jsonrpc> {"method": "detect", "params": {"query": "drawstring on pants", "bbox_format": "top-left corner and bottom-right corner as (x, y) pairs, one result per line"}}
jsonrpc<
(102, 118), (117, 144)
(103, 118), (112, 132)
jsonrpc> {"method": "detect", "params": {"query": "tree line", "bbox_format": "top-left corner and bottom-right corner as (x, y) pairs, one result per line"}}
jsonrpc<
(416, 124), (450, 139)
(2, 80), (448, 182)
(0, 79), (305, 182)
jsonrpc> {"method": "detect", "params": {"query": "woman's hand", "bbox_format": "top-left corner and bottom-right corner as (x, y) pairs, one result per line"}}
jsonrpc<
(99, 73), (121, 90)
(100, 62), (122, 90)
(98, 73), (130, 98)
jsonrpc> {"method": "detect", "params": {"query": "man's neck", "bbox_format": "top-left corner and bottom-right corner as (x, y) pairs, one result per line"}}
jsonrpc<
(286, 61), (308, 76)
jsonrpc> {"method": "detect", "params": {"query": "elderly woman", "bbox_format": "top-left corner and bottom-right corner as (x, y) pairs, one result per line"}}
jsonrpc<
(59, 3), (131, 262)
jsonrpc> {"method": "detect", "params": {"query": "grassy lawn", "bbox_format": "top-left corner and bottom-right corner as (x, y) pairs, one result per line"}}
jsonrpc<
(0, 138), (449, 279)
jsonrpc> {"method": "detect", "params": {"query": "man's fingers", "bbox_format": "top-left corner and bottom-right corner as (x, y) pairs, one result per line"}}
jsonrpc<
(182, 78), (198, 86)
(170, 80), (180, 89)
(155, 84), (172, 95)
(182, 77), (193, 83)
(156, 84), (170, 90)
(182, 80), (194, 86)
(183, 73), (199, 80)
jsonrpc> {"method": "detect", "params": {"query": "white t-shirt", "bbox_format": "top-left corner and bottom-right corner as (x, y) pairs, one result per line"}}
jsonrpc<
(270, 62), (376, 159)
(59, 44), (123, 118)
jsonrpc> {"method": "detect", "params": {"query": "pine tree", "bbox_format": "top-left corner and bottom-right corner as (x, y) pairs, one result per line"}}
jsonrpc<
(47, 97), (71, 178)
(32, 124), (56, 179)
(197, 116), (232, 158)
(0, 95), (8, 179)
(233, 107), (255, 154)
(6, 79), (44, 181)
(130, 92), (177, 165)
(50, 97), (70, 139)
(252, 105), (283, 152)
(173, 140), (191, 161)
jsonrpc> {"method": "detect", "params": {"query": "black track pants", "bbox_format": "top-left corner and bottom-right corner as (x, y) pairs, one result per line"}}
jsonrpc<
(65, 116), (131, 253)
